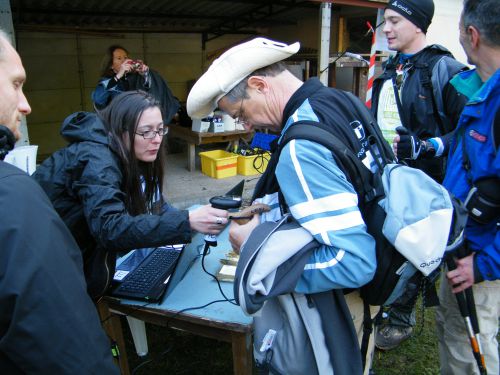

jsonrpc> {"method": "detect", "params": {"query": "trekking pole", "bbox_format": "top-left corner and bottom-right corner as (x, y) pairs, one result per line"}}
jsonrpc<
(445, 255), (487, 375)
(464, 285), (487, 373)
(456, 246), (488, 373)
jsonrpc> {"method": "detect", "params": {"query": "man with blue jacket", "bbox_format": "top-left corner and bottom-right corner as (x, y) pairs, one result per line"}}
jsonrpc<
(434, 1), (499, 374)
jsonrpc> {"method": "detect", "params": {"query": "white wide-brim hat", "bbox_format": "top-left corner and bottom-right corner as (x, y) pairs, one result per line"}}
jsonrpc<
(187, 37), (300, 119)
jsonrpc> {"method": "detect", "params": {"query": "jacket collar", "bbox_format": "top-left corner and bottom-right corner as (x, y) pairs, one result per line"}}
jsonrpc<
(282, 78), (324, 127)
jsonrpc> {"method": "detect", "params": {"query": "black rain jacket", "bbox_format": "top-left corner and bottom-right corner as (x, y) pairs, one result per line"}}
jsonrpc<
(33, 112), (192, 298)
(0, 161), (119, 374)
(371, 45), (468, 182)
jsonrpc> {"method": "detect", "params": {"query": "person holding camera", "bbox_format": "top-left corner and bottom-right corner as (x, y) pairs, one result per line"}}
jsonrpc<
(91, 44), (179, 124)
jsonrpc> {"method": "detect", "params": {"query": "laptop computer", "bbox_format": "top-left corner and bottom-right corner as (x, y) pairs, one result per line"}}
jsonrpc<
(111, 242), (199, 302)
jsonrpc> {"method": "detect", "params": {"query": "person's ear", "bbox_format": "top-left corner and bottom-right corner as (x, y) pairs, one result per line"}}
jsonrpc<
(468, 25), (480, 48)
(247, 76), (267, 93)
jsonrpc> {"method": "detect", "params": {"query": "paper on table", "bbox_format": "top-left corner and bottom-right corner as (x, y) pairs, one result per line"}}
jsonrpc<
(216, 264), (237, 282)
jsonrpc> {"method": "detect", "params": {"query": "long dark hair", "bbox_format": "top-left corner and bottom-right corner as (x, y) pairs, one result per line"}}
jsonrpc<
(99, 44), (129, 78)
(97, 90), (166, 215)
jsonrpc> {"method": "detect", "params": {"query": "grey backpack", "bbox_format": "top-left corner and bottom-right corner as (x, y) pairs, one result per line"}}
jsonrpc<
(234, 215), (363, 375)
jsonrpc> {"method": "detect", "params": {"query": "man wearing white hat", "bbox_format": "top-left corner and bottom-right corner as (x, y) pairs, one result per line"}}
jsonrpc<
(188, 37), (379, 374)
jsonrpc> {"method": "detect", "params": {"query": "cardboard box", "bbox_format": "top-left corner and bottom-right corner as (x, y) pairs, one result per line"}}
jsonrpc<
(192, 118), (211, 132)
(211, 118), (225, 133)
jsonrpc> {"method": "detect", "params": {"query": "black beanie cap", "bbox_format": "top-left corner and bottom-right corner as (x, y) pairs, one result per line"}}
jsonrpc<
(386, 0), (435, 33)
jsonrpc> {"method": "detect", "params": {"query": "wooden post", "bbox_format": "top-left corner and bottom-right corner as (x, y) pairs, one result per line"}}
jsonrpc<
(97, 299), (131, 375)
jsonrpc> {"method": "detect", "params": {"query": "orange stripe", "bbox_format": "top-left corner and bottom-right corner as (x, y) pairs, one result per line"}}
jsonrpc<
(216, 163), (237, 171)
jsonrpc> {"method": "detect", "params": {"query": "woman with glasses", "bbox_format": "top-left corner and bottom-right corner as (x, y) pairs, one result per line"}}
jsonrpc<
(34, 90), (229, 299)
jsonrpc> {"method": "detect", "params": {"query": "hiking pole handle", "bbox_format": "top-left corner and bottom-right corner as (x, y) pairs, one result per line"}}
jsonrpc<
(445, 256), (469, 316)
(445, 255), (487, 374)
(453, 245), (483, 340)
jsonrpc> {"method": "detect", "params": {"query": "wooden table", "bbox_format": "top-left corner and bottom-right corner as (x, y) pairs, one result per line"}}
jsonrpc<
(168, 125), (251, 171)
(98, 230), (253, 375)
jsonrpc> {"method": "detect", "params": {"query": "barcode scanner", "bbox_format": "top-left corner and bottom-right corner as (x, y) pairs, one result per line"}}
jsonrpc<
(209, 195), (242, 210)
(203, 180), (245, 249)
(204, 195), (243, 248)
(201, 187), (244, 306)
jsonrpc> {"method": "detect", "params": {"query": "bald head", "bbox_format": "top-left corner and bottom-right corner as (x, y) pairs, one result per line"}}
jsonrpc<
(0, 29), (31, 140)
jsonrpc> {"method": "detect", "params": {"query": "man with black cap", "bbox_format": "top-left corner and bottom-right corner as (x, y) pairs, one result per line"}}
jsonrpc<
(371, 0), (468, 351)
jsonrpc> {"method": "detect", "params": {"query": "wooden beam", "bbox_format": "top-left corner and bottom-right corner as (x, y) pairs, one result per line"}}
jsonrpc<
(309, 0), (387, 9)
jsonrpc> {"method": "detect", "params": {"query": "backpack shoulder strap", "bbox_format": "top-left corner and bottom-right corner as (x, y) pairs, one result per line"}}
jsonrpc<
(417, 54), (467, 135)
(341, 90), (395, 164)
(279, 120), (378, 203)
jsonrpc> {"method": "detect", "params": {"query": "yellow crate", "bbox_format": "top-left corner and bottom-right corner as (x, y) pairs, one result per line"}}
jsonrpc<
(237, 152), (271, 176)
(199, 150), (238, 179)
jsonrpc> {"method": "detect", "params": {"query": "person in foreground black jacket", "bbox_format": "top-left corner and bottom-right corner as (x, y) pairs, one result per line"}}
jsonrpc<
(0, 30), (118, 374)
(34, 90), (229, 299)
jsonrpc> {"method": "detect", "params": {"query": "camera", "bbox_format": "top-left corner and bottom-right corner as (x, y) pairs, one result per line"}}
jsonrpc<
(129, 59), (143, 72)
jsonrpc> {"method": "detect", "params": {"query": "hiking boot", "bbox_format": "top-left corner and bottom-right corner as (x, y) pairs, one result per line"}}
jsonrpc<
(375, 325), (413, 350)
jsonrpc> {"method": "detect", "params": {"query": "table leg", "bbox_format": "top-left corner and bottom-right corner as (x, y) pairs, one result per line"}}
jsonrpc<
(187, 143), (195, 172)
(231, 331), (253, 375)
(97, 300), (130, 375)
(126, 316), (149, 357)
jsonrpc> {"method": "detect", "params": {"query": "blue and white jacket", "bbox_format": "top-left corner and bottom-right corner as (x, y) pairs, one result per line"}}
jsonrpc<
(443, 69), (500, 281)
(253, 78), (377, 294)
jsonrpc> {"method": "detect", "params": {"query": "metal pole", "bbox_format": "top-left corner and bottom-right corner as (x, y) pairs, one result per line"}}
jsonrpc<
(75, 33), (87, 111)
(318, 3), (331, 86)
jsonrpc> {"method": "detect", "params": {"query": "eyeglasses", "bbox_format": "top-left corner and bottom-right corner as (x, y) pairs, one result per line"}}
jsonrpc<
(234, 96), (247, 126)
(135, 127), (168, 139)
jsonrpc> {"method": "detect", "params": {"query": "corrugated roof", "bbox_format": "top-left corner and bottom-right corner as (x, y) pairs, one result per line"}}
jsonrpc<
(11, 0), (316, 39)
(10, 0), (384, 41)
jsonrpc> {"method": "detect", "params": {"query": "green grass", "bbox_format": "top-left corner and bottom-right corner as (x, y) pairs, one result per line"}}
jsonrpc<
(124, 324), (233, 374)
(372, 305), (440, 375)
(122, 301), (441, 374)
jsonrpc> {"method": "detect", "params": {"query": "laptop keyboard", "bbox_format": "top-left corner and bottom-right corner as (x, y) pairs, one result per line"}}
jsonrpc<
(113, 247), (181, 301)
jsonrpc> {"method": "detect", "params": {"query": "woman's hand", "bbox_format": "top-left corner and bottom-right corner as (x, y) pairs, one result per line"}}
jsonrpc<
(229, 214), (260, 254)
(188, 204), (229, 235)
(115, 59), (134, 79)
(134, 59), (149, 75)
